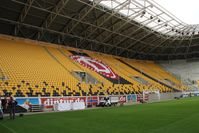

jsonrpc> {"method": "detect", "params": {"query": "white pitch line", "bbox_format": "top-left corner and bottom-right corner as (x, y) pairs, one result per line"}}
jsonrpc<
(0, 122), (17, 133)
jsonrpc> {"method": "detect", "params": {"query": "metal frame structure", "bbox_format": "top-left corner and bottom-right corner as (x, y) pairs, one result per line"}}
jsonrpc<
(0, 0), (199, 60)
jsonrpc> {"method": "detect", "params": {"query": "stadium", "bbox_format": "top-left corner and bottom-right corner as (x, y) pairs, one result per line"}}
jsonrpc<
(0, 0), (199, 133)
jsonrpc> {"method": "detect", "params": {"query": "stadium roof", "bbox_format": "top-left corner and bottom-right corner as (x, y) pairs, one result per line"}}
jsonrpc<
(0, 0), (199, 60)
(92, 0), (199, 37)
(153, 0), (199, 24)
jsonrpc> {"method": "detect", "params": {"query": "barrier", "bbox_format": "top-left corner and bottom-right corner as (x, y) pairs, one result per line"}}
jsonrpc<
(15, 98), (40, 111)
(40, 97), (86, 109)
(53, 101), (86, 111)
(119, 96), (126, 103)
(54, 103), (71, 111)
(30, 104), (43, 112)
(127, 94), (137, 102)
(72, 102), (85, 110)
(86, 96), (98, 107)
(14, 95), (143, 113)
(13, 93), (199, 113)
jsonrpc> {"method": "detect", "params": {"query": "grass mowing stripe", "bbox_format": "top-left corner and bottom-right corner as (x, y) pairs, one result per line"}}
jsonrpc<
(0, 122), (17, 133)
(149, 112), (199, 133)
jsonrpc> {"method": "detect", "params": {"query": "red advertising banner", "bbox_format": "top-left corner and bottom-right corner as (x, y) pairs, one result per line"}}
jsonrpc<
(40, 96), (99, 109)
(119, 96), (126, 103)
(137, 94), (141, 102)
(87, 96), (98, 106)
(40, 97), (86, 108)
(137, 94), (149, 102)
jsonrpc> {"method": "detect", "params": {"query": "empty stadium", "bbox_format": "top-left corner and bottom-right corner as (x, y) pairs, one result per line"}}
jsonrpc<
(0, 0), (199, 133)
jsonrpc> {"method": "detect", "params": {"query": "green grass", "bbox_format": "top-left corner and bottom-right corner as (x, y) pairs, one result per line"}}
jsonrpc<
(1, 97), (199, 133)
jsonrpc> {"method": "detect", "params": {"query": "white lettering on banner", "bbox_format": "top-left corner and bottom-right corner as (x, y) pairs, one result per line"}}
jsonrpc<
(42, 98), (85, 106)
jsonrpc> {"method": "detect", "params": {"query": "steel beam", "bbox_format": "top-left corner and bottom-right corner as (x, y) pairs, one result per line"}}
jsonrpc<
(37, 0), (70, 39)
(66, 0), (103, 34)
(15, 0), (35, 35)
(78, 0), (130, 45)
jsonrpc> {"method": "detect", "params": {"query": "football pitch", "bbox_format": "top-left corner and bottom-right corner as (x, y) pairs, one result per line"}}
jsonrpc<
(1, 97), (199, 133)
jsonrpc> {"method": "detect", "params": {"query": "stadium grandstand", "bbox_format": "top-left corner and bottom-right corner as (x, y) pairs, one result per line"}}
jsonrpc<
(0, 0), (199, 133)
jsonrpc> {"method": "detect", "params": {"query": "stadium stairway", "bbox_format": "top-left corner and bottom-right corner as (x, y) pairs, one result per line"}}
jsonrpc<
(67, 50), (132, 84)
(60, 49), (140, 94)
(58, 48), (114, 95)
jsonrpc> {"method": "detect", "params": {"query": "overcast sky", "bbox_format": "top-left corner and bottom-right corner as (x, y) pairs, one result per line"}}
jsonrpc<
(153, 0), (199, 24)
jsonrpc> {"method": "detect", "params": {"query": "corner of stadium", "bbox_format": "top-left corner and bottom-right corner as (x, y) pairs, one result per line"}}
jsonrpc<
(0, 0), (199, 133)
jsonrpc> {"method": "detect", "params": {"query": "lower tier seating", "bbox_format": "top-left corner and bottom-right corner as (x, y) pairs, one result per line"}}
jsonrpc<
(0, 36), (187, 97)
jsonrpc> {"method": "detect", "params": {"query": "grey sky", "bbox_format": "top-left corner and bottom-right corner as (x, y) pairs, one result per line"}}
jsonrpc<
(153, 0), (199, 24)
